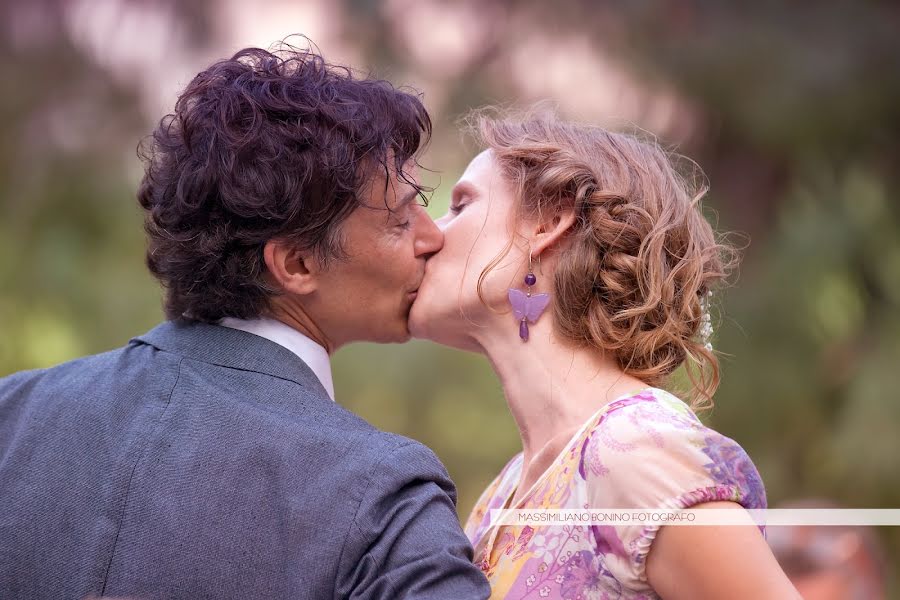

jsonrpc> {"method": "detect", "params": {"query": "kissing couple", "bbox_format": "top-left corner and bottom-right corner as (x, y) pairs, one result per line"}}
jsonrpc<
(0, 44), (799, 599)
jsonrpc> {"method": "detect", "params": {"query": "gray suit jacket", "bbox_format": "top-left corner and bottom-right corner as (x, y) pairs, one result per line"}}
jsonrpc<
(0, 320), (490, 599)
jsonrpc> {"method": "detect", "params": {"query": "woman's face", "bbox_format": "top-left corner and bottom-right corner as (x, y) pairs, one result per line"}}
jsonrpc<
(409, 150), (528, 350)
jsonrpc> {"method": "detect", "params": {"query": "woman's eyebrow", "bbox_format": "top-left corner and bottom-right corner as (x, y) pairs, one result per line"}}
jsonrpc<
(451, 181), (477, 202)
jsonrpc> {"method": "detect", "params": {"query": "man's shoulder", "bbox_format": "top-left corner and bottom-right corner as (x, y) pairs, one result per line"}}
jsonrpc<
(370, 431), (447, 470)
(357, 431), (456, 499)
(0, 345), (134, 392)
(306, 416), (447, 474)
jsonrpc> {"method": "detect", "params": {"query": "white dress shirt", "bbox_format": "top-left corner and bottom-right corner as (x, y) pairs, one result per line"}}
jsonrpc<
(218, 316), (335, 401)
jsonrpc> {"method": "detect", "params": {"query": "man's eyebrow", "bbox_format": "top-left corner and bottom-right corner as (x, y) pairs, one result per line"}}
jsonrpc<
(398, 188), (420, 207)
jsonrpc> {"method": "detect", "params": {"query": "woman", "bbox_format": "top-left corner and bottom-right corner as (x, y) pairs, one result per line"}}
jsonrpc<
(409, 110), (799, 599)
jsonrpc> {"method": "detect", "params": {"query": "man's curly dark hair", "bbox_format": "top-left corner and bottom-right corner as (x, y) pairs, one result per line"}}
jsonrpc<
(137, 43), (432, 323)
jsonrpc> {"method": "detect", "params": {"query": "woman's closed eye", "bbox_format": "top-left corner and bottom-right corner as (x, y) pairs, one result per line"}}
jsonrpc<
(449, 182), (476, 216)
(449, 200), (467, 215)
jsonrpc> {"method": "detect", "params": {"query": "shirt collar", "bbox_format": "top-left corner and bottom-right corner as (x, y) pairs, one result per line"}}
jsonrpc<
(218, 316), (335, 401)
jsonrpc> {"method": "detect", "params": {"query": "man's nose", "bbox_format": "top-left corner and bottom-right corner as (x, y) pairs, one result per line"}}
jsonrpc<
(414, 206), (444, 257)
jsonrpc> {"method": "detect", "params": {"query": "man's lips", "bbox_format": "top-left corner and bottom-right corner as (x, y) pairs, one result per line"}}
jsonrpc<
(408, 274), (425, 301)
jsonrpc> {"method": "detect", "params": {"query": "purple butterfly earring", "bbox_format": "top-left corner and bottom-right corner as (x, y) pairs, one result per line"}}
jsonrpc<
(507, 250), (551, 342)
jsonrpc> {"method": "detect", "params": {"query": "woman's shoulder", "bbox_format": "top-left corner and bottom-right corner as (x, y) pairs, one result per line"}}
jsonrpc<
(578, 387), (767, 511)
(570, 387), (768, 590)
(575, 387), (706, 463)
(583, 386), (744, 454)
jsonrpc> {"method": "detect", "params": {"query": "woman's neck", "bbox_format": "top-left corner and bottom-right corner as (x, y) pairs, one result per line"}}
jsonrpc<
(474, 316), (648, 482)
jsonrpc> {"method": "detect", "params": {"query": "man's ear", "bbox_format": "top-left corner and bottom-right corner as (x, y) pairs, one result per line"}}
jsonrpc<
(263, 239), (319, 296)
(527, 202), (578, 260)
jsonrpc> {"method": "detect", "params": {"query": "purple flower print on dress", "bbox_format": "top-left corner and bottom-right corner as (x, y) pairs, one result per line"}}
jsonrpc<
(590, 525), (627, 559)
(577, 435), (611, 481)
(700, 435), (767, 509)
(512, 526), (536, 560)
(559, 550), (623, 600)
(577, 437), (593, 480)
(577, 394), (656, 479)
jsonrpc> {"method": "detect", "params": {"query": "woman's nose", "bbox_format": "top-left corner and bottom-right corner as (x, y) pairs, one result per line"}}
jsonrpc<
(434, 214), (450, 232)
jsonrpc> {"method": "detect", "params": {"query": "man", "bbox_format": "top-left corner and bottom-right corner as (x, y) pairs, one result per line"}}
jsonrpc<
(0, 45), (490, 599)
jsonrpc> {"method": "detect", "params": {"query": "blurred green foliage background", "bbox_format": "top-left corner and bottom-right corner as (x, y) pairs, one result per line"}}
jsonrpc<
(2, 0), (898, 588)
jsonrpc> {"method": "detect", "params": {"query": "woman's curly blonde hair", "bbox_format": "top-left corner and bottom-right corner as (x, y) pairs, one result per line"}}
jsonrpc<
(469, 108), (738, 410)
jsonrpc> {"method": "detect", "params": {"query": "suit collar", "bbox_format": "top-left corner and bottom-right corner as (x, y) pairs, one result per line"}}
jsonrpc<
(130, 320), (330, 399)
(218, 316), (335, 401)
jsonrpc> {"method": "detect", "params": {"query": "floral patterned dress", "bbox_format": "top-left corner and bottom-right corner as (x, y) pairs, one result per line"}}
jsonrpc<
(463, 387), (767, 599)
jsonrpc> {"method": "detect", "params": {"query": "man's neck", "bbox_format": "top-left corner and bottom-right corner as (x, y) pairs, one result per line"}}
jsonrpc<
(218, 315), (336, 401)
(266, 301), (334, 355)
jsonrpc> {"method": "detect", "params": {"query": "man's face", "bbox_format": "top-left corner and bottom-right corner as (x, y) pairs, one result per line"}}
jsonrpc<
(309, 167), (444, 347)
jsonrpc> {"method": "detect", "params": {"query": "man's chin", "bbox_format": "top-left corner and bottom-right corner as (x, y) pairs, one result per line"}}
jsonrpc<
(382, 309), (415, 344)
(393, 326), (413, 344)
(363, 327), (411, 345)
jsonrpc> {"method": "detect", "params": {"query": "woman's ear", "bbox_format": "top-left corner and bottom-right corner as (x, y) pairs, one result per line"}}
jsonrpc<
(263, 239), (319, 296)
(527, 201), (578, 259)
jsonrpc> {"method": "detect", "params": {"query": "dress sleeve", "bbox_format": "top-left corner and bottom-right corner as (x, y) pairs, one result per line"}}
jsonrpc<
(580, 394), (767, 591)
